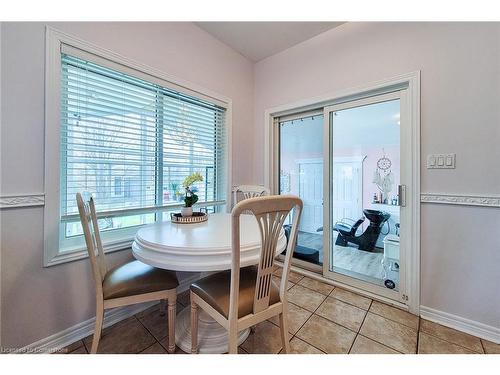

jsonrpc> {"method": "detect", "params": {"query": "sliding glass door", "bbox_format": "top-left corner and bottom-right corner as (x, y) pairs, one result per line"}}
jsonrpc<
(278, 111), (324, 271)
(275, 89), (411, 303)
(324, 91), (404, 300)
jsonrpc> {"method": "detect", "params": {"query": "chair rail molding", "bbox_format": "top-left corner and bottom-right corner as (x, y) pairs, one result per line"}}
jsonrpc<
(0, 193), (45, 209)
(420, 193), (500, 208)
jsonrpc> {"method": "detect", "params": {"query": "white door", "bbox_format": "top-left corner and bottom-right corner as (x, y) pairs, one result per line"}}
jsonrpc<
(331, 159), (363, 228)
(298, 161), (323, 233)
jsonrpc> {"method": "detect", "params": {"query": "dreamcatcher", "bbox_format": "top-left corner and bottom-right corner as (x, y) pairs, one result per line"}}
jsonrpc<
(372, 149), (394, 201)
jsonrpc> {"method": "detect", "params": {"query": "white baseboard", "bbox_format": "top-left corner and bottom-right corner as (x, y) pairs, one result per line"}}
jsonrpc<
(420, 305), (500, 344)
(16, 273), (204, 353)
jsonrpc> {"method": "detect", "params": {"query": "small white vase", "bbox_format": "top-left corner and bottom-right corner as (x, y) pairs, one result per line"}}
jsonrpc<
(181, 206), (193, 217)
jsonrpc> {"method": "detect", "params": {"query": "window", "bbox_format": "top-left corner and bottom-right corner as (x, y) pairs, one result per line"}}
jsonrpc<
(44, 28), (230, 266)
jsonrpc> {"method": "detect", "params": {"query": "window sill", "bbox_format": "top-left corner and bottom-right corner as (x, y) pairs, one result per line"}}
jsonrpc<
(44, 237), (134, 267)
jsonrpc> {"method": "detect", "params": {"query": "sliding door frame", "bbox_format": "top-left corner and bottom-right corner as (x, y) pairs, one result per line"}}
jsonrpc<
(264, 72), (420, 314)
(323, 90), (405, 303)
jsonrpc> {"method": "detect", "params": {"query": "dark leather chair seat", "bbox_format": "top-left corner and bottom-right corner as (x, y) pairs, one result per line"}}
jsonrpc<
(102, 260), (179, 300)
(190, 266), (280, 318)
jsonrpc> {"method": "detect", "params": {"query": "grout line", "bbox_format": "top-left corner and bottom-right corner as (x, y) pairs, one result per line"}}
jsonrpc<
(67, 340), (88, 354)
(419, 318), (485, 354)
(347, 300), (372, 354)
(138, 341), (164, 354)
(366, 305), (419, 331)
(355, 334), (405, 354)
(135, 308), (169, 346)
(362, 312), (418, 354)
(295, 278), (334, 296)
(480, 338), (486, 354)
(290, 289), (342, 353)
(418, 328), (484, 354)
(416, 318), (421, 353)
(327, 291), (373, 312)
(290, 336), (327, 354)
(360, 311), (419, 354)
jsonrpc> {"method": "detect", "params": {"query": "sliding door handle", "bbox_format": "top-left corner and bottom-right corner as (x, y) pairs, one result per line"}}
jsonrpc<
(398, 184), (407, 207)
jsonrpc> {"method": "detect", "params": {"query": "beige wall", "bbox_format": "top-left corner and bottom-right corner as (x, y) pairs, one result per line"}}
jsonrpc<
(0, 22), (254, 348)
(1, 22), (499, 348)
(253, 23), (500, 328)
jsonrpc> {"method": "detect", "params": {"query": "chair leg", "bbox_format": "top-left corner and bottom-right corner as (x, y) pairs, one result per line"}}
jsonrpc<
(159, 299), (166, 316)
(190, 297), (199, 354)
(279, 305), (290, 354)
(228, 323), (238, 354)
(167, 294), (177, 354)
(91, 302), (104, 354)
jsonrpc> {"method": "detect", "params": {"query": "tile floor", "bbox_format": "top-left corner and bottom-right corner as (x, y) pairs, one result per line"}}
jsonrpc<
(60, 269), (498, 354)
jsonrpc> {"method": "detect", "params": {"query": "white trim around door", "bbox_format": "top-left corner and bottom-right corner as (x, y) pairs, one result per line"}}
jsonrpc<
(264, 71), (420, 314)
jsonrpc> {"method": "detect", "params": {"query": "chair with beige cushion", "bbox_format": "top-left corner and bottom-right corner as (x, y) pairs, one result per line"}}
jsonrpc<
(76, 192), (179, 354)
(190, 195), (303, 354)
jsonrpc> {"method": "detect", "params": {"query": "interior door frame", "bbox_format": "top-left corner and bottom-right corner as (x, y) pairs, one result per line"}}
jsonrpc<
(265, 72), (420, 314)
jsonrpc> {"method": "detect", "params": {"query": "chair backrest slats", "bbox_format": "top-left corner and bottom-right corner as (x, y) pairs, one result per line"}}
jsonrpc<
(232, 185), (270, 209)
(229, 195), (303, 320)
(76, 193), (107, 294)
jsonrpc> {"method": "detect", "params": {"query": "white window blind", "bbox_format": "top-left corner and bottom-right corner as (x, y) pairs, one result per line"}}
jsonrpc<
(60, 52), (227, 240)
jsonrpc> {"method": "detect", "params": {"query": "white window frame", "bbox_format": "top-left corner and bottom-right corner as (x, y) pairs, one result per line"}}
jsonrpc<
(44, 27), (232, 267)
(264, 72), (420, 314)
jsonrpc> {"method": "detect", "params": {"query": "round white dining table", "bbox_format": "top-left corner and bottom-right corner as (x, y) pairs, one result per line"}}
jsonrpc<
(131, 213), (287, 353)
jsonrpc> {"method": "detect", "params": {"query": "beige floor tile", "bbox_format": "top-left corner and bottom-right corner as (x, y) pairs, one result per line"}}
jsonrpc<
(330, 288), (372, 310)
(287, 285), (327, 312)
(83, 317), (156, 354)
(273, 267), (304, 283)
(137, 304), (181, 341)
(420, 319), (483, 353)
(359, 313), (417, 354)
(272, 275), (295, 290)
(290, 272), (305, 284)
(139, 342), (168, 354)
(67, 346), (88, 354)
(56, 340), (85, 354)
(369, 301), (419, 330)
(289, 337), (325, 354)
(296, 314), (356, 354)
(240, 320), (284, 354)
(316, 296), (367, 332)
(268, 302), (313, 334)
(418, 332), (477, 354)
(159, 336), (187, 354)
(481, 339), (500, 354)
(177, 290), (190, 307)
(298, 277), (335, 295)
(135, 303), (161, 320)
(350, 335), (399, 354)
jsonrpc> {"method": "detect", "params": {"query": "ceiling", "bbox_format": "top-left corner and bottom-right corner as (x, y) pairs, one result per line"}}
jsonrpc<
(195, 22), (344, 62)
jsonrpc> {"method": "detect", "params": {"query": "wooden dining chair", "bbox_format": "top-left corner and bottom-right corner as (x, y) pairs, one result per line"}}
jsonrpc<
(76, 192), (179, 354)
(190, 195), (303, 354)
(232, 185), (270, 208)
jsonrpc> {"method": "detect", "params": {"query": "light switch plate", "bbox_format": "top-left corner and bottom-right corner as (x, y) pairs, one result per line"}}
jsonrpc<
(427, 153), (456, 169)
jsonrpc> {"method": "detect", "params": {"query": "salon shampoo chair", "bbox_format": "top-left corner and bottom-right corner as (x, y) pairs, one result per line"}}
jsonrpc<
(334, 209), (390, 252)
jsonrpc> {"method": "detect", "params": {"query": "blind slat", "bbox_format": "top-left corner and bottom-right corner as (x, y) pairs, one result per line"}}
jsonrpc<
(60, 53), (227, 229)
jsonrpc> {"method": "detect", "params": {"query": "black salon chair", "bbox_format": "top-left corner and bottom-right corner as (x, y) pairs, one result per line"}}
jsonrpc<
(333, 209), (390, 252)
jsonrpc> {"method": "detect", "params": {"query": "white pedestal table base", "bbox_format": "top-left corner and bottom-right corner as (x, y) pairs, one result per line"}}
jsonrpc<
(175, 306), (250, 354)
